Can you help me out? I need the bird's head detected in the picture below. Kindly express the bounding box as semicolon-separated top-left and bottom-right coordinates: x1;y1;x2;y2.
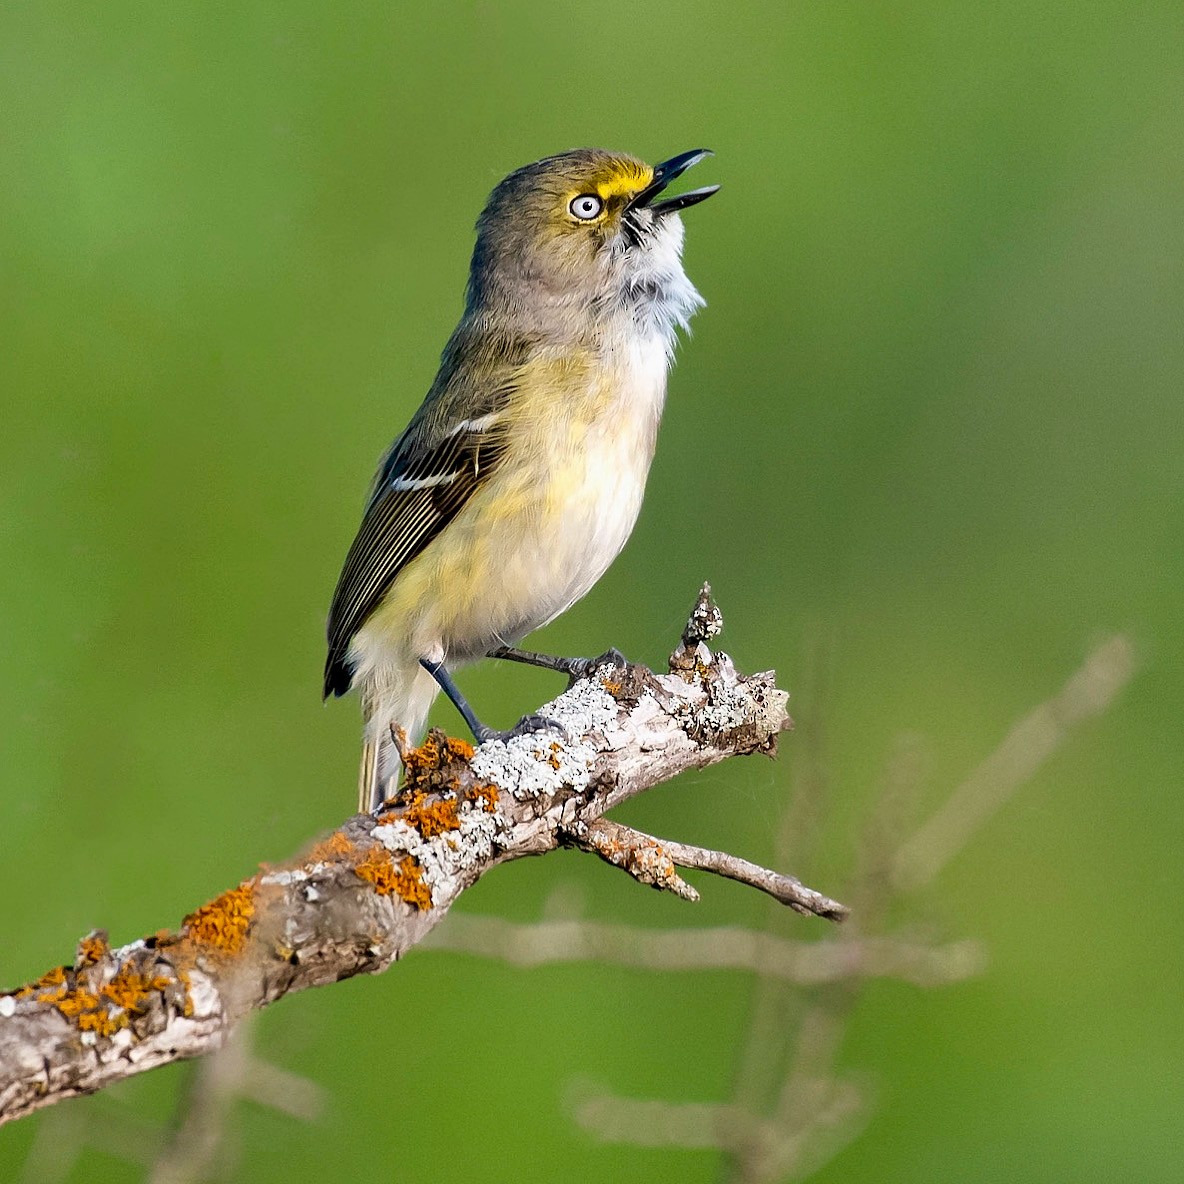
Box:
466;148;717;328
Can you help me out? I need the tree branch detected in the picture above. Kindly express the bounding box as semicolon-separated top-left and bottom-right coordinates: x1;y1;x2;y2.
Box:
576;818;848;919
423;913;984;987
0;585;844;1127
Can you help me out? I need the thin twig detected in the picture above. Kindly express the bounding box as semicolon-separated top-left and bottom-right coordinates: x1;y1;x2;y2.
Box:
17;1101;163;1184
576;818;848;920
147;1017;323;1184
893;635;1134;892
424;913;982;986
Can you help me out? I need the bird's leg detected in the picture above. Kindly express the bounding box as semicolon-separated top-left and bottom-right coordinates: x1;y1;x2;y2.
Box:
487;644;629;683
419;658;568;745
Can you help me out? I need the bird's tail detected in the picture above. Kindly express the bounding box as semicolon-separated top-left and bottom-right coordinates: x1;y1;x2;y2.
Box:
358;660;441;813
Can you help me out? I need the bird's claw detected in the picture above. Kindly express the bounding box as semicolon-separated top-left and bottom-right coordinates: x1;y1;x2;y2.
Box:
475;713;570;745
566;646;629;682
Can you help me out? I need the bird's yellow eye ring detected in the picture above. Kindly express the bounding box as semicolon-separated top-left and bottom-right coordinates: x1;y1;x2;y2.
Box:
568;194;603;221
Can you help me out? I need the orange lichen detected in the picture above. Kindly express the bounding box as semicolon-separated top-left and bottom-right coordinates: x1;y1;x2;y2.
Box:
391;856;433;909
401;794;461;838
101;965;172;1012
75;1008;127;1037
465;782;499;812
183;881;256;956
353;845;396;892
32;956;173;1038
76;933;110;966
380;772;499;835
403;731;474;774
53;985;100;1020
307;830;356;863
354;846;433;910
15;965;67;998
399;730;475;794
10;929;196;1039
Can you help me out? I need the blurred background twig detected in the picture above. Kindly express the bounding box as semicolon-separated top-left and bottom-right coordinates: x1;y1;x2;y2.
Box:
553;636;1132;1181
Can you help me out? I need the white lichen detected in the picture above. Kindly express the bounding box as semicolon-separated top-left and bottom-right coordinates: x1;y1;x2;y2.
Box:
259;868;310;888
470;679;620;800
372;795;505;908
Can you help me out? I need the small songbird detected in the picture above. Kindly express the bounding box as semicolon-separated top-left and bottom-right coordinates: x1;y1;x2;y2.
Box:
325;147;718;811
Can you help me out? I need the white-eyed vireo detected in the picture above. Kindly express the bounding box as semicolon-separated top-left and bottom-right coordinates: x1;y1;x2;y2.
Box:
324;147;718;810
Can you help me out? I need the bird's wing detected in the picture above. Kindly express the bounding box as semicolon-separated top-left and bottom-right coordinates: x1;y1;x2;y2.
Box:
323;401;508;698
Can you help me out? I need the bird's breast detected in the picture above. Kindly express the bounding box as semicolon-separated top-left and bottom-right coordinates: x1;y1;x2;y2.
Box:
420;328;671;659
517;328;669;583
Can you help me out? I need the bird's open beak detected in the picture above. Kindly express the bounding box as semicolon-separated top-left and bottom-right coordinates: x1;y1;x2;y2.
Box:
629;148;719;215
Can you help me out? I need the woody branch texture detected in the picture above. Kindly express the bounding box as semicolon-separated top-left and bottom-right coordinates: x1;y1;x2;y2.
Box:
0;587;846;1126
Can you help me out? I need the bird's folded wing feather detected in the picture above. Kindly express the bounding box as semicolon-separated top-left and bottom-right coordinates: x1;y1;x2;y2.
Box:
323;403;507;697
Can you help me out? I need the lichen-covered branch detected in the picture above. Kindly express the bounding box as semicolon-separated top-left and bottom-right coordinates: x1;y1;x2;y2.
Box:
0;585;843;1127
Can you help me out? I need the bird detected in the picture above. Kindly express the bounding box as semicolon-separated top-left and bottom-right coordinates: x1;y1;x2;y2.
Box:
324;147;718;812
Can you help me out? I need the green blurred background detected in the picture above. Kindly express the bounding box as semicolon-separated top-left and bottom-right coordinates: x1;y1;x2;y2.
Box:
2;1;1181;1179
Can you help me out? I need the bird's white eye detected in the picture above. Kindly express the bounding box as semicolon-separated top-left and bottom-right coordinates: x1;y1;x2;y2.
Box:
569;194;603;220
